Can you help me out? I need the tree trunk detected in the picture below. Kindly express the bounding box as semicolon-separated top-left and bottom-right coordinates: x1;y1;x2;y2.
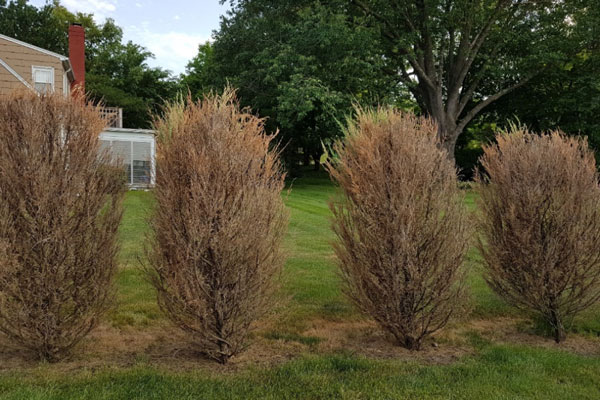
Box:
303;151;310;167
432;113;461;163
398;334;421;351
550;308;566;343
312;152;321;171
554;326;566;344
439;132;458;162
350;0;538;171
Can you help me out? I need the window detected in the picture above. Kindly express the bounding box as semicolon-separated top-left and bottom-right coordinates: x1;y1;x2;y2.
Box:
99;137;155;187
112;140;132;183
32;66;54;94
132;141;152;185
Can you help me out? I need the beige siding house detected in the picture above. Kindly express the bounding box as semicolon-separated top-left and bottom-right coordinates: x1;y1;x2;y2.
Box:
0;30;155;188
0;34;74;96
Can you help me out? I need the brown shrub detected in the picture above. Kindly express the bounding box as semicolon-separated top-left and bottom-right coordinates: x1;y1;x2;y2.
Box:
0;91;126;361
477;128;600;343
147;90;288;364
326;108;470;350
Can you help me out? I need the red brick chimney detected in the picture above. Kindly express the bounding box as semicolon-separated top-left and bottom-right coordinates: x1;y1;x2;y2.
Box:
68;23;85;93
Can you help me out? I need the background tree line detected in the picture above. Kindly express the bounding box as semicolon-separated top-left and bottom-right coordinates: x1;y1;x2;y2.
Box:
1;0;599;176
188;0;600;177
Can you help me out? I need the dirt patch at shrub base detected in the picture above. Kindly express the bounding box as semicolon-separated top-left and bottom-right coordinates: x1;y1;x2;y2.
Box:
0;316;598;375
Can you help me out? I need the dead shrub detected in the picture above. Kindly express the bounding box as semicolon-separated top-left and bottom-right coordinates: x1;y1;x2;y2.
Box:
0;91;126;361
147;89;288;364
477;128;600;343
326;108;470;350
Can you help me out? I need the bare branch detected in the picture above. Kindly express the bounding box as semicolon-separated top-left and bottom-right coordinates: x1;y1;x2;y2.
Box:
328;108;470;351
478;130;600;343
455;74;534;134
148;89;288;364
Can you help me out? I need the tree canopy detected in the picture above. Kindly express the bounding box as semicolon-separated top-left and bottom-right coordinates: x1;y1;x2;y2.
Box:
348;0;592;158
454;2;600;175
184;0;400;170
181;0;599;171
2;0;599;172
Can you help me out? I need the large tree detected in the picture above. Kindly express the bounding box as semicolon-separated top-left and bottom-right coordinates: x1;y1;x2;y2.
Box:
82;31;177;128
192;0;400;170
350;0;589;158
488;2;600;147
181;41;218;98
453;2;600;176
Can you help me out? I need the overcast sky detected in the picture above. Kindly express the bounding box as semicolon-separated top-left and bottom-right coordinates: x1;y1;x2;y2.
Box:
30;0;230;75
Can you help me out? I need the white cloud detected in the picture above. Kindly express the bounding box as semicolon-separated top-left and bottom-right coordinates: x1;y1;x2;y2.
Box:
125;27;209;75
61;0;117;21
58;0;207;74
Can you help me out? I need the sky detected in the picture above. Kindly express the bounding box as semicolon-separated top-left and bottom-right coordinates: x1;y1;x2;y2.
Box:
30;0;231;75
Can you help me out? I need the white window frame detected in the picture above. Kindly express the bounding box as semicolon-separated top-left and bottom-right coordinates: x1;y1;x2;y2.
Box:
31;66;55;94
63;71;69;96
99;131;156;187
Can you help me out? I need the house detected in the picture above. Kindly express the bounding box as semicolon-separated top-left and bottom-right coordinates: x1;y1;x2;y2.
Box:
0;24;155;188
0;35;71;95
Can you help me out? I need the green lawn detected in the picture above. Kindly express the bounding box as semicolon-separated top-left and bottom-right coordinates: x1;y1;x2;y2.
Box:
1;172;600;399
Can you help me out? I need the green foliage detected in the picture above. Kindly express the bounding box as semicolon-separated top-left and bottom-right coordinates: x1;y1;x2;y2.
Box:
485;3;600;154
1;347;600;398
348;0;589;159
185;1;400;170
448;0;600;173
181;41;217;97
85;40;177;128
0;0;64;53
195;0;599;168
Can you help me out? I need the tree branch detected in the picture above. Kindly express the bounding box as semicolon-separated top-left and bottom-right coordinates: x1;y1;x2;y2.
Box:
350;0;400;41
351;0;437;91
456;44;503;117
457;0;521;90
455;74;535;134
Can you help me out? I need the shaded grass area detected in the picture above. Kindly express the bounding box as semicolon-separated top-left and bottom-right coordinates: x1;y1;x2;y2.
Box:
277;174;353;330
2;172;600;398
1;346;599;399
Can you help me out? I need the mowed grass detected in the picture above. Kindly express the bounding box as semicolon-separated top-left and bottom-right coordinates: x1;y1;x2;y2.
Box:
2;346;600;399
109;190;159;327
109;174;518;329
1;172;600;399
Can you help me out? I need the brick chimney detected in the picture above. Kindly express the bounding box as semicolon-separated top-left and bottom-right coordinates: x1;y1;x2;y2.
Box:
68;23;85;93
